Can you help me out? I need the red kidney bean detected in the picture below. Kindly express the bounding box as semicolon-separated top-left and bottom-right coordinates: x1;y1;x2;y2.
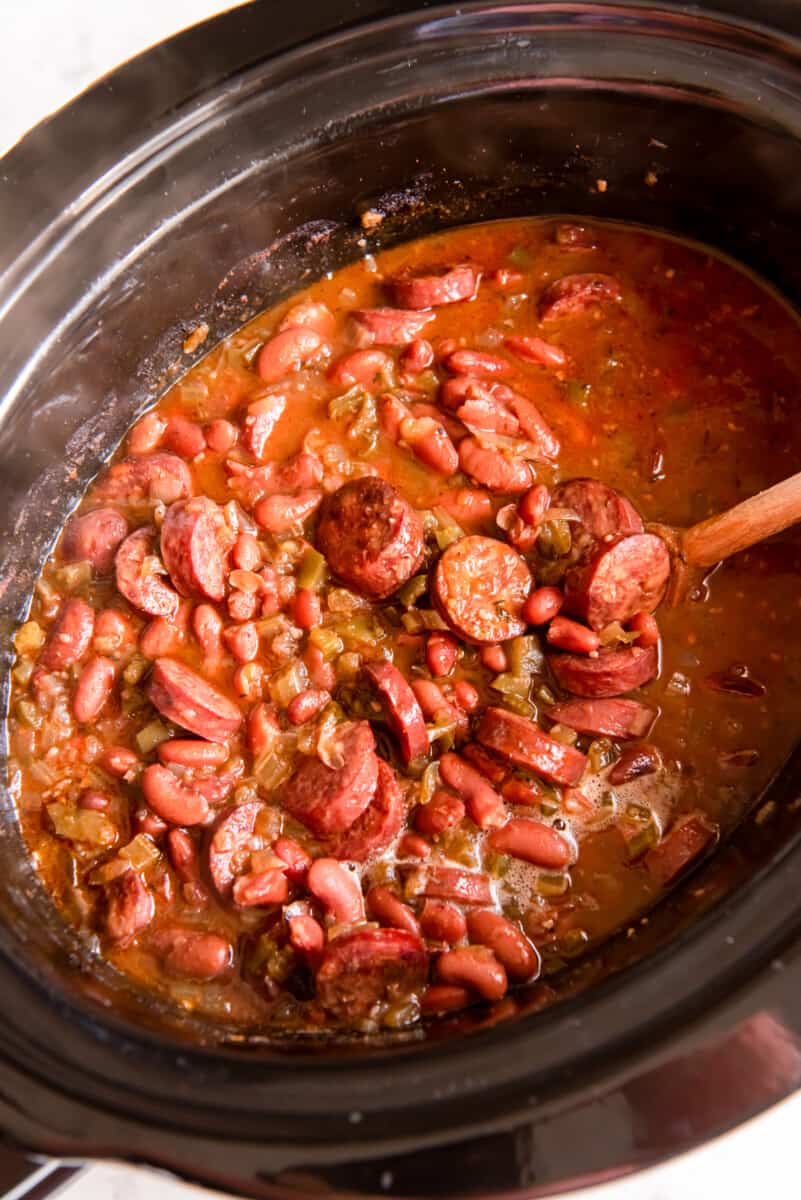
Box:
414;790;466;836
523;586;564;626
400;338;434;374
139;616;181;659
439;752;506;830
167;828;199;882
134;809;168;838
367;886;421;938
233;868;289;907
629;610;660;647
399;416;459;475
128;411;166;454
100;745;139;777
233;662;263;698
328;348;394;389
104;871;155;944
288;913;326;957
160;930;233;980
158;739;228;768
232;532;261;572
256;327;325;383
426;631;459;677
444;349;511;377
242;395;287;461
518;484;550;527
501;777;542;805
307;858;364;925
280;300;336;337
287;688;330;726
247;701;279;757
304;643;336;692
436;487;493;527
503;334;568;370
274;836;312;882
459;438;532;493
141;764;209;826
93;608;135;655
205;418;238;454
397;833;431;859
228;589;259;622
292;588;321;631
421;984;473;1015
254;490;322;533
41;598;95;672
163;414;206;459
461;742;508;785
608;741;662;785
79;788;110;811
223;621;259;664
546;615;600;654
453;680;480;712
466;910;540;981
480;644;508;673
436;946;507;1000
420;899;467;944
72;656;116;723
192;603;224;660
489;818;572;869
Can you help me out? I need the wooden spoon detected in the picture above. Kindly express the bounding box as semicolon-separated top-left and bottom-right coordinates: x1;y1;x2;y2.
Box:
650;470;801;602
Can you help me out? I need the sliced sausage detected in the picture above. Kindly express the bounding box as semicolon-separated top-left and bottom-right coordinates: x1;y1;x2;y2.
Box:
552;477;642;539
488;817;573;869
433;536;531;644
563;533;670;630
95;453;193;503
160;497;230;602
644;815;718;888
538;273;622;321
411;866;493;905
104;870;154;945
207;801;263;897
61;508;128;574
458;437;532;494
547;697;656;740
142;764;209;826
315;478;424;601
548;643;659;698
315;928;428;1022
364;661;428;764
281;721;379;836
115;527;180;619
145;657;243;742
390;264;479;309
350;308;436;346
414;790;466;836
438;752;505;829
475;706;587;786
330;759;405;862
40;598;95;671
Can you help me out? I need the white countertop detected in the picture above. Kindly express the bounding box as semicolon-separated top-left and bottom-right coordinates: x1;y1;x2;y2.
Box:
2;3;800;1197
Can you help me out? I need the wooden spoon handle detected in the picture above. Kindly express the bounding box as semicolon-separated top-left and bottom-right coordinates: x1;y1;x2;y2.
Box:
682;471;801;567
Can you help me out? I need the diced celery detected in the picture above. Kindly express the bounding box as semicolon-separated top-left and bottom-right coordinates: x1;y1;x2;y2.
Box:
136;721;172;755
119;833;161;871
534;871;571;897
13;621;45;657
309;626;344;660
507;634;545;676
538;520;572;559
269;659;309;707
297;547;327;591
398;574;429;609
47;804;117;848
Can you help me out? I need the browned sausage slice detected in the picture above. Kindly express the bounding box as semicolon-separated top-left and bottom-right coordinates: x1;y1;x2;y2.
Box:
160;497;231;601
62;508;128;574
207;801;263;897
390;264;479;310
547;697;656;740
330;759;405;862
433;535;531;644
410;865;493;905
644;815;718;887
40;598;95;671
364;661;428;764
145;657;242;742
458;437;532;493
315;928;429;1021
538;273;622;321
563;533;670;630
94;453;193;503
281;721;379;836
475;706;587;786
104;870;154;945
548;643;659;698
115;527;180;619
551;478;643;547
350;308;436;346
315;478;424;601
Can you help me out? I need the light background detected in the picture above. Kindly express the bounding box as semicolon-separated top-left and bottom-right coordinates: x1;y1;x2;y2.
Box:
1;2;799;1197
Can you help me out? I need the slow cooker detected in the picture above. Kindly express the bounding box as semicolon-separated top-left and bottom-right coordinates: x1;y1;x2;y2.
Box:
3;2;801;1195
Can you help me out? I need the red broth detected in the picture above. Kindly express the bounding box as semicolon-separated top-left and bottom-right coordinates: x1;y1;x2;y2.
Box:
8;217;801;1034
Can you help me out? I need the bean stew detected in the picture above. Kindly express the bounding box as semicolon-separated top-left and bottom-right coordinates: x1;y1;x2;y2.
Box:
9;217;801;1035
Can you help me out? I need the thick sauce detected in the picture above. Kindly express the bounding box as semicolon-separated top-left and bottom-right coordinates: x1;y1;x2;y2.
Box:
8;217;801;1034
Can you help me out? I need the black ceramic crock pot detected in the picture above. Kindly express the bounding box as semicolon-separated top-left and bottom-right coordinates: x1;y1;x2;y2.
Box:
3;1;801;1195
